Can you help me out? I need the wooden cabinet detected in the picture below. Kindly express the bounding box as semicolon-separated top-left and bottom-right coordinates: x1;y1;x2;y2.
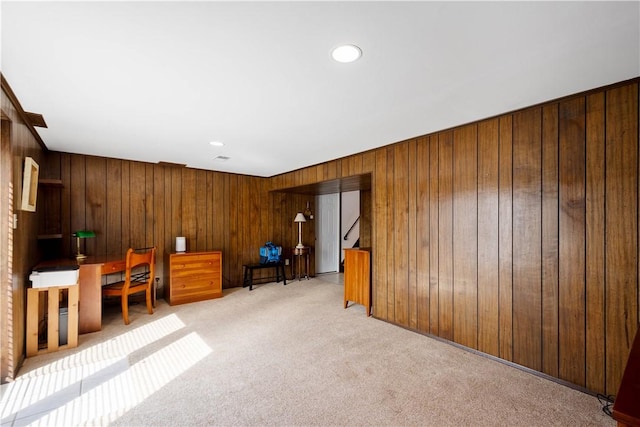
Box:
343;248;371;316
165;251;222;306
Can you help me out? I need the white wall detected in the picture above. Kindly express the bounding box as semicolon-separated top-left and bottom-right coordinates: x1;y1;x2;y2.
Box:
341;191;360;259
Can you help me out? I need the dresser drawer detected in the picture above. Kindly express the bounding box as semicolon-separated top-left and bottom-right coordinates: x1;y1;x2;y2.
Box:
165;251;222;306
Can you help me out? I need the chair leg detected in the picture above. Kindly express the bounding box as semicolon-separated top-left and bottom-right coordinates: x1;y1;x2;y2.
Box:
121;295;130;325
145;288;154;315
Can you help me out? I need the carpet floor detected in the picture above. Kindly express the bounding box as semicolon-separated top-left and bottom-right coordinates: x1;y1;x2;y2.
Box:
1;274;614;426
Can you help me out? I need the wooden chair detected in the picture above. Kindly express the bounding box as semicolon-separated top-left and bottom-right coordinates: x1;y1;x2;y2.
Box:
102;247;156;325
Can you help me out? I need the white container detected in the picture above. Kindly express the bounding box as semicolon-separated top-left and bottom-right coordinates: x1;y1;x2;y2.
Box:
29;269;79;288
176;236;186;253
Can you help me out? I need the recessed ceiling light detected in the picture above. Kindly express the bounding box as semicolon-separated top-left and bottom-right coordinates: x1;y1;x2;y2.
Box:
331;44;362;63
209;141;224;147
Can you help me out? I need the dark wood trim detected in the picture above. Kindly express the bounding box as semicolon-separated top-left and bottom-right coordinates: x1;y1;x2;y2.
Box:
24;112;47;128
0;74;47;150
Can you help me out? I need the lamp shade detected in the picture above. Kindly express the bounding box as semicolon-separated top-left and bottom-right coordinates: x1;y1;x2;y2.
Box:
294;212;306;223
73;230;95;238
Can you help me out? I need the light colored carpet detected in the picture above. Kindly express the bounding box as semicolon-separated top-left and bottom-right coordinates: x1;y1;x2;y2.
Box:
2;275;614;426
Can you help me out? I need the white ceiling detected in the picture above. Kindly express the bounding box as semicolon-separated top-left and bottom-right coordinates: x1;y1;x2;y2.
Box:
2;1;639;177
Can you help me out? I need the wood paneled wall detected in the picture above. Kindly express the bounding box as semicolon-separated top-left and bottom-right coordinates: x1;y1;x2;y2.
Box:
369;82;639;396
271;79;639;396
1;82;46;383
41;154;293;290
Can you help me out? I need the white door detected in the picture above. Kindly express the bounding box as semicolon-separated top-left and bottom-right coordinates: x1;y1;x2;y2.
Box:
315;193;340;273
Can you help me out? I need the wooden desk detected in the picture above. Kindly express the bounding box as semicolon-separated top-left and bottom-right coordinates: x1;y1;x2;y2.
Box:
292;246;311;280
35;255;126;334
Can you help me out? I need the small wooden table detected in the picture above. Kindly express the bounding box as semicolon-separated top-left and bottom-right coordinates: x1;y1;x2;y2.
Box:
292;246;311;280
243;262;287;291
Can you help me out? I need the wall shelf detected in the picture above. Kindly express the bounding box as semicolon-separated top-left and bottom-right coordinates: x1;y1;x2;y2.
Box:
38;178;63;187
37;234;63;240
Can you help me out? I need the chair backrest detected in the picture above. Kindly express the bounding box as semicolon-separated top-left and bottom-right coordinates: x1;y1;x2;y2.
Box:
125;247;156;286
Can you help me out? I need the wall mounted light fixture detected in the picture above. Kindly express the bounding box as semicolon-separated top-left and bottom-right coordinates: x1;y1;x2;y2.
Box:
304;201;313;219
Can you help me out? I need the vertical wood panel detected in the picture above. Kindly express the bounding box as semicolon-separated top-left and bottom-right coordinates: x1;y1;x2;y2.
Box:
212;172;225;250
360;189;372;248
129;162;146;249
153;165;165;282
85;156;106;256
239;179;249;271
585;92;606;393
228;175;239;285
120;161;131;250
324;160;339;181
477;119;499;356
70;155;86;252
106;159;122;255
559;97;586;387
394;142;409;327
416;137;430;332
429;136;439;335
60;154;71;257
512;108;542;371
605;84;639;395
181;168;196;251
163;167;172;256
438;131;454;341
408;140;418;329
144;163;154;250
170;167;182;252
453;125;478;349
542;104;559;378
221;173;231;287
362;151;376;174
498;115;513;361
386;148;395;321
373;149;387;319
205;172;214;249
196;170;207;252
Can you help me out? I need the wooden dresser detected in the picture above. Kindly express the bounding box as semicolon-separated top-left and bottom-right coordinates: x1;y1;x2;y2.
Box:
165;251;222;306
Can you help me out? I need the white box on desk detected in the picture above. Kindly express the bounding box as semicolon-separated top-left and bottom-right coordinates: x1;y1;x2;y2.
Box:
29;269;79;288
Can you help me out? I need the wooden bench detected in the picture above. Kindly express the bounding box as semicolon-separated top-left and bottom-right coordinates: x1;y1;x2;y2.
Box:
613;325;640;427
242;262;287;291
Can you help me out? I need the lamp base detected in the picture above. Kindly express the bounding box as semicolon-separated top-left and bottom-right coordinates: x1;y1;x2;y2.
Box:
76;253;87;261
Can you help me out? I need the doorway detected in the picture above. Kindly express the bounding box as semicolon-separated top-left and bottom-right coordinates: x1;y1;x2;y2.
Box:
315;193;339;274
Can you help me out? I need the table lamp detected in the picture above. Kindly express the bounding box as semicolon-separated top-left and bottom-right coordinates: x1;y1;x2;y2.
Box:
73;230;96;260
294;212;306;249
